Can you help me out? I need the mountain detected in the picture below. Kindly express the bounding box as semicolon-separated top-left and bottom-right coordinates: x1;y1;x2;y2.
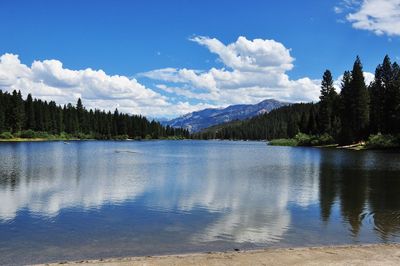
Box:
163;99;289;132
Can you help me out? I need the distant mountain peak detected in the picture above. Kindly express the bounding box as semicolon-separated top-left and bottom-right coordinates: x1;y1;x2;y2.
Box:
162;99;290;132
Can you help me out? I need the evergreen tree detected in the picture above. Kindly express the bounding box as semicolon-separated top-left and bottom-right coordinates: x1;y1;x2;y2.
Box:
299;111;309;133
9;90;25;132
113;109;119;136
369;64;385;134
76;98;86;133
34;99;44;131
350;57;369;141
318;70;338;135
25;93;35;130
339;71;354;144
392;62;400;133
383;57;400;133
307;105;318;135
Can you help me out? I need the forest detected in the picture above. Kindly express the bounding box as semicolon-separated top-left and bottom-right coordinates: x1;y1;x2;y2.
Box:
194;55;400;147
0;91;189;140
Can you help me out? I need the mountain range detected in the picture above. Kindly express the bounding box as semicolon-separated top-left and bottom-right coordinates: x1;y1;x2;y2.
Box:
162;99;289;132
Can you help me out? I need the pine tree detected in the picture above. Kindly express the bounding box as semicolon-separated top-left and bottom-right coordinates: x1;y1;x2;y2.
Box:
113;109;119;136
287;115;299;138
383;57;400;133
34;99;44;131
339;71;354;144
76;98;86;133
369;64;384;134
299;111;309;133
318;70;338;135
42;101;51;131
350;56;369;140
307;105;318;135
10;90;25;132
25;93;35;130
392;62;400;133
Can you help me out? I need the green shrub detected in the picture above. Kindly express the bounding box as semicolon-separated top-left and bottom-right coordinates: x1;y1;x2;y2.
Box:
295;133;312;146
74;132;94;139
19;130;36;138
268;138;298;146
59;132;71;139
34;131;50;138
317;133;335;145
0;132;13;139
295;133;335;146
366;134;399;149
114;134;129;140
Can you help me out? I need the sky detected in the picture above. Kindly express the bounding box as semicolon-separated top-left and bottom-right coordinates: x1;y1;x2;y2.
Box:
0;0;399;118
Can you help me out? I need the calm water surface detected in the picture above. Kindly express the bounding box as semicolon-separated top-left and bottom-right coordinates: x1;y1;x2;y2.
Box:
0;140;399;265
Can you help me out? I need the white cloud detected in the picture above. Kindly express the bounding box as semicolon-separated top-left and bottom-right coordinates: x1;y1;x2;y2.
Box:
0;53;208;117
363;71;375;85
334;6;343;14
333;71;375;90
0;36;323;118
141;36;321;105
338;0;400;36
190;36;294;72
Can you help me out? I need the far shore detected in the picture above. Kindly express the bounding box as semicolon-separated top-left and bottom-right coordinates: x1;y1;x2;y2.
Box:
0;138;79;142
0;137;185;142
268;140;400;151
37;244;400;266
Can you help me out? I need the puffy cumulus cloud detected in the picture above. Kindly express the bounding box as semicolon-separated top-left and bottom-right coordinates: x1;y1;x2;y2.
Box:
0;53;208;117
190;36;294;72
141;36;321;105
338;0;400;36
0;35;322;118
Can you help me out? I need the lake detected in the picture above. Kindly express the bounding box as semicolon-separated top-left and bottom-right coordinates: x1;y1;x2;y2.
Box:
0;140;399;265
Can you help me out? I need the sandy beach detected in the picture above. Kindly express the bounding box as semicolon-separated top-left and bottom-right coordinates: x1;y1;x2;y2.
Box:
39;244;400;266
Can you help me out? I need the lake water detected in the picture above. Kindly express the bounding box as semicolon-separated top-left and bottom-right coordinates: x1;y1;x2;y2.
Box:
0;140;399;265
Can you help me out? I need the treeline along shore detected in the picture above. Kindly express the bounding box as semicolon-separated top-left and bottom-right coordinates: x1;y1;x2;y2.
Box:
0;91;189;141
194;55;400;149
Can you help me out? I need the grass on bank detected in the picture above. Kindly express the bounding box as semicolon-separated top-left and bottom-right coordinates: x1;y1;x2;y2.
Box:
268;138;298;146
268;133;400;150
0;130;79;142
365;133;400;149
268;133;335;147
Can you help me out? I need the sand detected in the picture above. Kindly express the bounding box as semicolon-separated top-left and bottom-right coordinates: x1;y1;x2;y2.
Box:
39;244;400;266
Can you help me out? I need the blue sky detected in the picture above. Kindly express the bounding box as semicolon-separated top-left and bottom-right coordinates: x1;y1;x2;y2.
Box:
0;0;399;117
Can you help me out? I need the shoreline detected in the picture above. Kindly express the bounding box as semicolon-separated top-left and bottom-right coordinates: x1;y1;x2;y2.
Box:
38;244;400;266
0;138;186;142
0;138;80;142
